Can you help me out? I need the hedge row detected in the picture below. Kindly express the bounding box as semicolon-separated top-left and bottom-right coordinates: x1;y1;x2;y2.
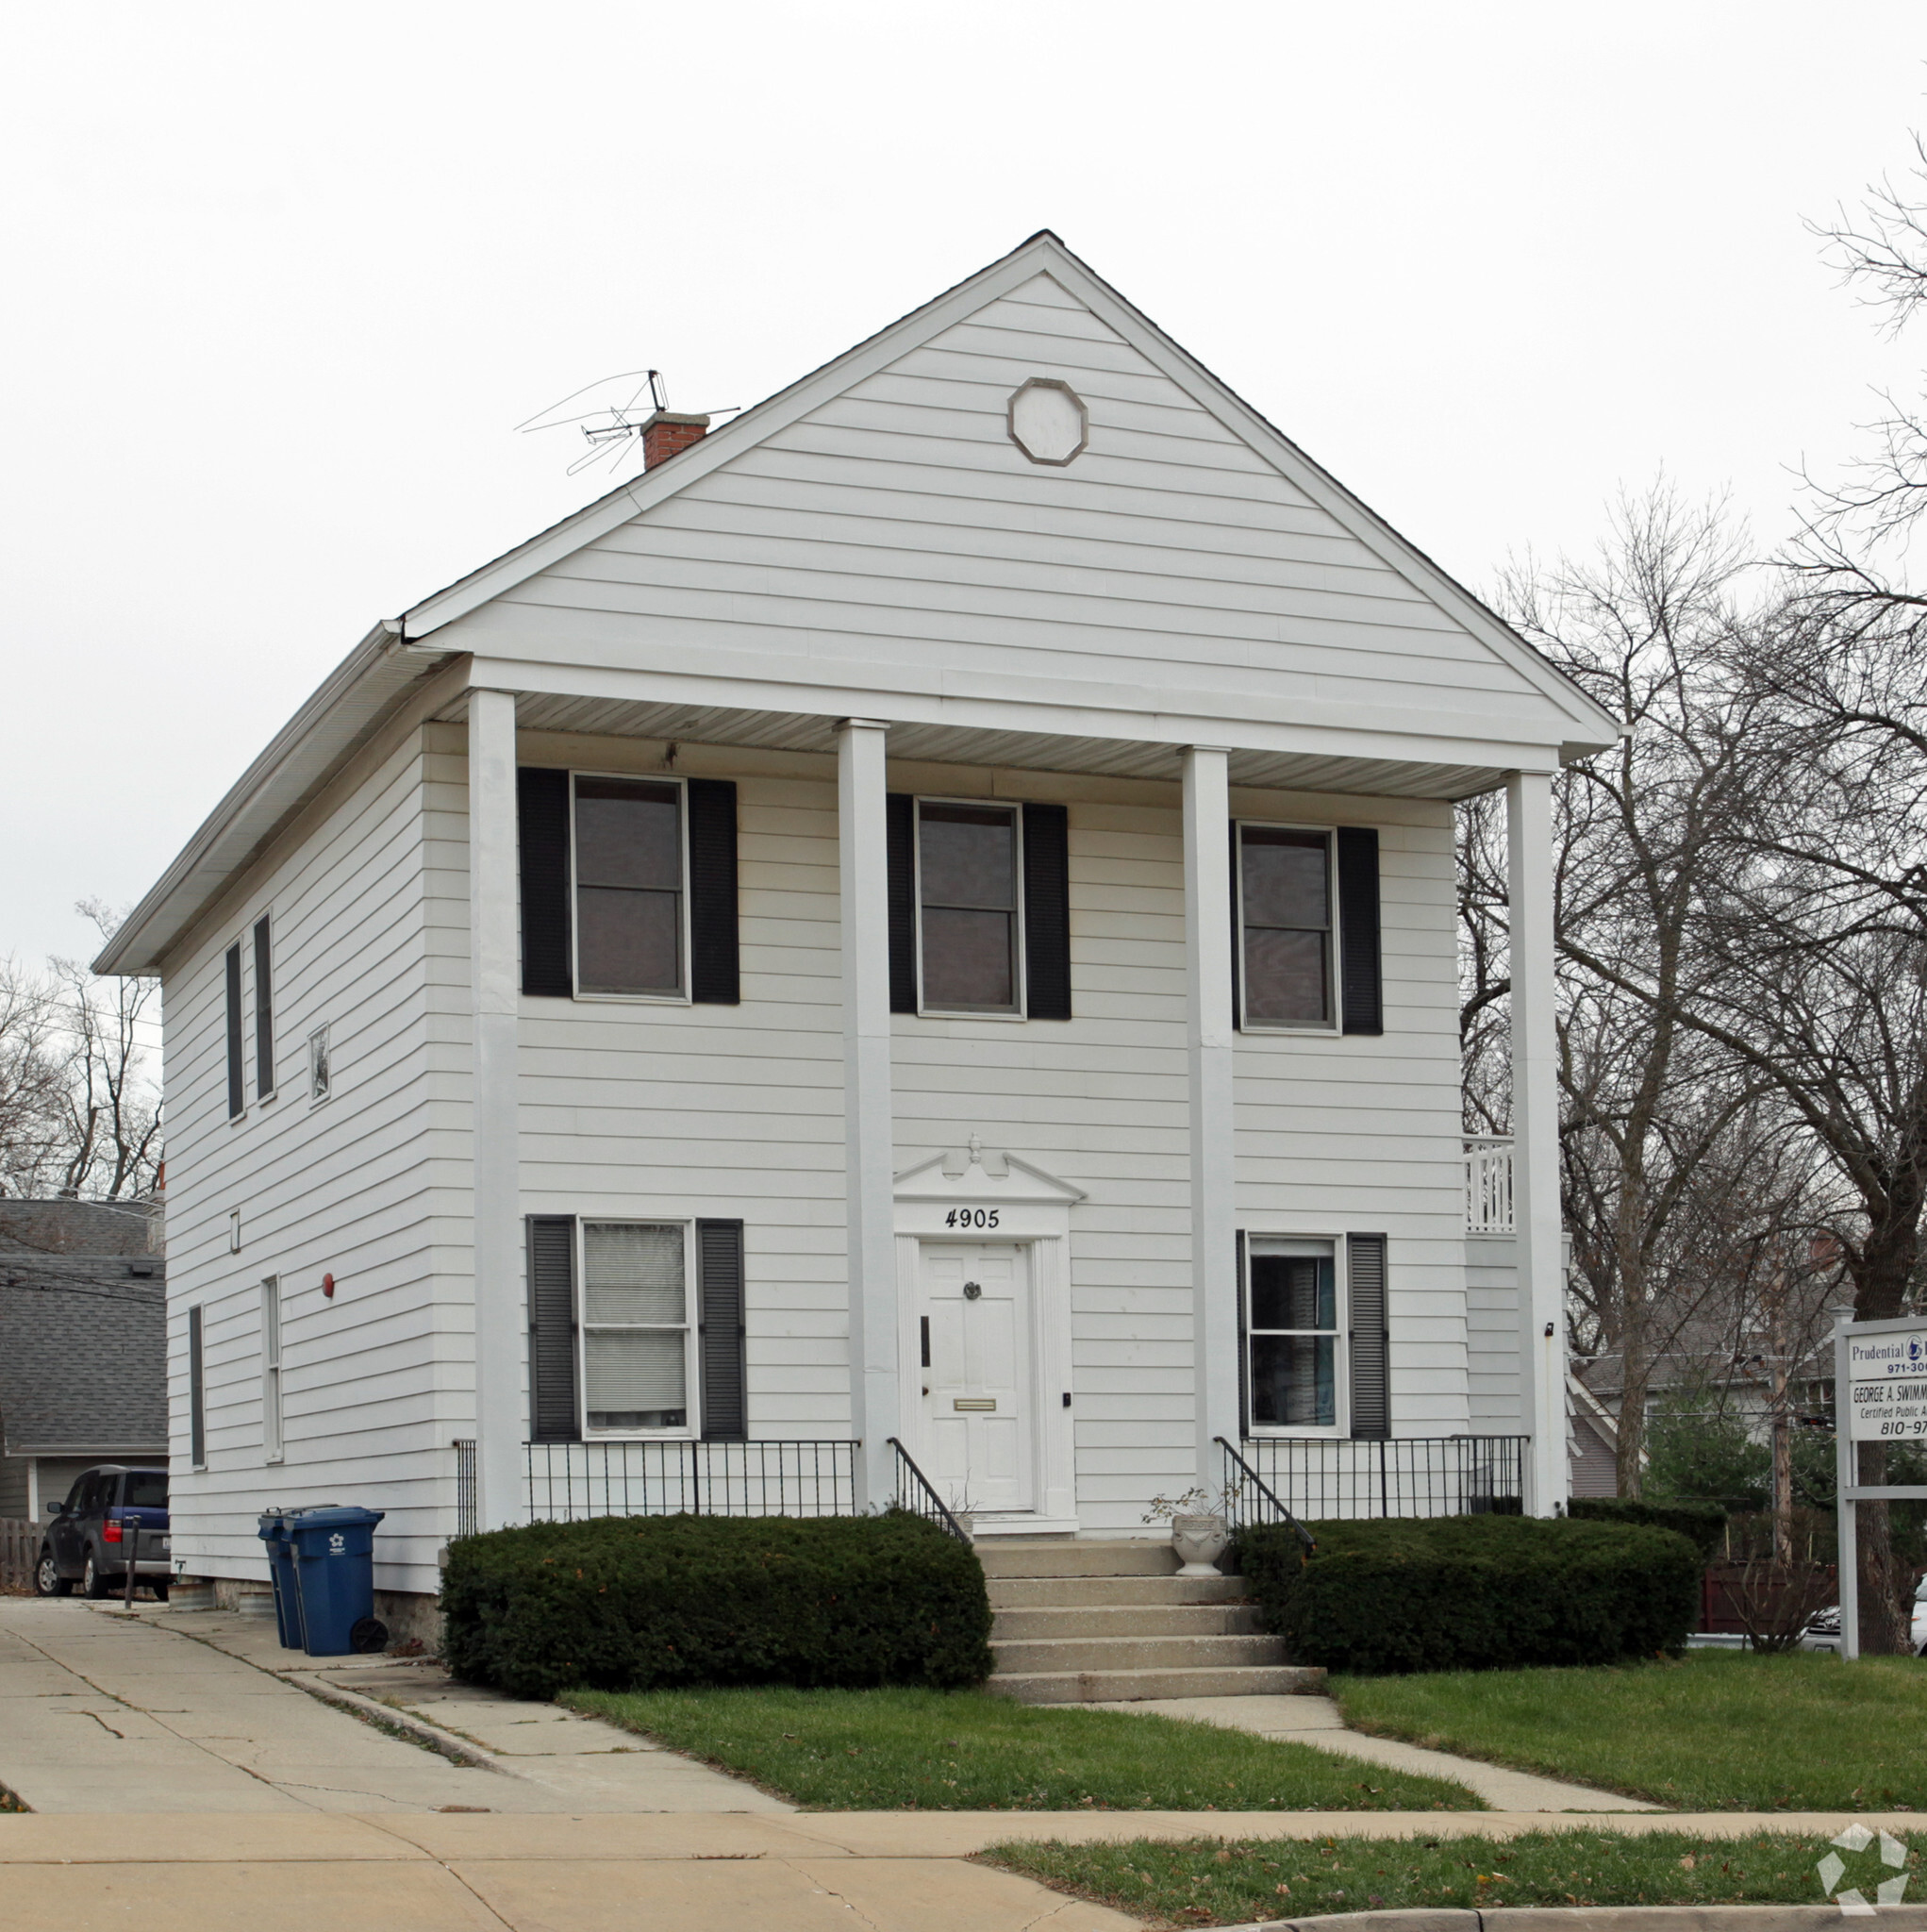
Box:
1566;1495;1728;1556
1241;1513;1701;1674
441;1511;993;1699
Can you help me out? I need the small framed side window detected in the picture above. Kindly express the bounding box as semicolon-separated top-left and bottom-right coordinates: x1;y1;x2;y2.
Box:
308;1026;331;1103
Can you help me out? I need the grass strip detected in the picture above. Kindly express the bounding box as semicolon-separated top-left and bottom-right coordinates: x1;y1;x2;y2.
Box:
563;1684;1480;1811
982;1829;1924;1925
1335;1649;1927;1810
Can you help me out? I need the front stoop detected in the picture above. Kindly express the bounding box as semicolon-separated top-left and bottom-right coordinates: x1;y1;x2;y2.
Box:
979;1538;1325;1705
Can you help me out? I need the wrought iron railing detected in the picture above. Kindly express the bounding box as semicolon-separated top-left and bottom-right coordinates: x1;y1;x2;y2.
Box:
1464;1136;1515;1234
1238;1434;1526;1521
525;1440;859;1523
1215;1437;1316;1556
887;1438;972;1542
453;1438;477;1540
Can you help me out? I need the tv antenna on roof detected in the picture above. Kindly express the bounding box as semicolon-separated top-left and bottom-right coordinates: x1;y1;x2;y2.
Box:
515;369;739;476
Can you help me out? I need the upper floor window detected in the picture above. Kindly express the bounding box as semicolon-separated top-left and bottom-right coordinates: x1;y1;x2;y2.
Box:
1247;1237;1339;1429
573;776;685;998
918;801;1021;1013
224;943;244;1119
253;915;275;1100
580;1221;692;1432
1237;824;1334;1028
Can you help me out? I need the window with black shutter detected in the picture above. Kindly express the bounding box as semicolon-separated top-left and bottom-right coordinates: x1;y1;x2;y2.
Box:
525;1216;580;1443
1347;1233;1390;1441
1336;827;1383;1036
1244;1237;1339;1429
187;1305;207;1467
696;1220;747;1441
1235;824;1334;1028
1022;803;1071;1020
686;780;740;1004
517;768;573;997
224;944;244;1120
253;916;275;1099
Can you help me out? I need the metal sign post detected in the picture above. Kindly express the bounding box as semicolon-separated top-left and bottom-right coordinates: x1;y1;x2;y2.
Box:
1833;1312;1927;1661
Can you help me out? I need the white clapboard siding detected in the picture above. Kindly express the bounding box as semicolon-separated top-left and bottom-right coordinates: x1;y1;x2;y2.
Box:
160;724;470;1594
439;273;1576;742
1466;1238;1525;1430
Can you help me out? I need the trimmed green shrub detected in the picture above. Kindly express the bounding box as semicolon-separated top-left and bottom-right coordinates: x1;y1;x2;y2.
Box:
1240;1514;1701;1674
441;1510;993;1700
1567;1496;1727;1557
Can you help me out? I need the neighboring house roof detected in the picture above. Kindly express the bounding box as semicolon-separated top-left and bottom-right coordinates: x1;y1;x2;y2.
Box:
95;229;1625;977
0;1199;167;1456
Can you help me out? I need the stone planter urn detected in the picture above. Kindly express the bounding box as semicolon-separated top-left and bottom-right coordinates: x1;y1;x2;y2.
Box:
1171;1513;1231;1576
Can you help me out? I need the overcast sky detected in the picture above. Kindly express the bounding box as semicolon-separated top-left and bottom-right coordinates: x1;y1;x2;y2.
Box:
4;3;1924;972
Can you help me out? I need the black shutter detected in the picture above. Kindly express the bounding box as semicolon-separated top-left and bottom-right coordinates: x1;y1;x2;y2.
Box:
687;778;740;1005
187;1305;206;1467
224;944;244;1119
525;1216;580;1443
1347;1233;1390;1441
253;917;274;1099
1228;822;1243;1030
1021;802;1071;1020
887;792;918;1013
1337;826;1383;1036
697;1219;748;1441
517;768;573;997
1235;1229;1249;1440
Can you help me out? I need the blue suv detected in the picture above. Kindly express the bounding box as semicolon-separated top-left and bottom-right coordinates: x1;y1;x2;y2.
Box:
36;1465;171;1601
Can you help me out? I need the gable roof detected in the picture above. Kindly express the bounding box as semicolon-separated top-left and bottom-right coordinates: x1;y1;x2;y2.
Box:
98;232;1620;975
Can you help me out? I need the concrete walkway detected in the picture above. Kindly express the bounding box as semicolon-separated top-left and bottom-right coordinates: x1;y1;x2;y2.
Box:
1088;1693;1663;1812
0;1597;786;1814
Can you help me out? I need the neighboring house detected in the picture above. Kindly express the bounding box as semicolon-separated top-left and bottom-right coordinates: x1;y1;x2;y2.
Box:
0;1199;168;1521
96;233;1620;1618
1568;1374;1620;1500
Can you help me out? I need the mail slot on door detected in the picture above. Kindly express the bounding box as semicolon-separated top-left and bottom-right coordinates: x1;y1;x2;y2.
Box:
953;1397;997;1411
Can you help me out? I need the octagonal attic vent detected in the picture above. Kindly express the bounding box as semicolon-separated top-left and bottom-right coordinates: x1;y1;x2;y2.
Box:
1007;378;1088;466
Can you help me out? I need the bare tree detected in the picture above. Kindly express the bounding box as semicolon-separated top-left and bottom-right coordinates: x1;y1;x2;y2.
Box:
0;958;73;1190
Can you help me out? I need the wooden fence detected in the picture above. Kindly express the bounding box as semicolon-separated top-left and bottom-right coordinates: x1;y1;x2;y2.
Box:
0;1519;38;1592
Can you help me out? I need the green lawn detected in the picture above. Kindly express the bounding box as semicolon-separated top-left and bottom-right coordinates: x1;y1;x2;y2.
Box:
984;1829;1924;1925
562;1685;1481;1810
1336;1649;1927;1810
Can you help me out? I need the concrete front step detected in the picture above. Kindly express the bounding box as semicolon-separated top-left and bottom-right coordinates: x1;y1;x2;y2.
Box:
989;1631;1287;1674
988;1663;1325;1704
991;1603;1263;1641
974;1539;1178;1579
986;1574;1249;1609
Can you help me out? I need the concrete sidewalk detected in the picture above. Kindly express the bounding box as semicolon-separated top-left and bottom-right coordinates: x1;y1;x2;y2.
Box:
0;1597;786;1814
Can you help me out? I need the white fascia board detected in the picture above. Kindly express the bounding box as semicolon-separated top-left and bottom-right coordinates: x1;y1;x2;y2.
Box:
405;231;1621;756
93;624;457;975
464;650;1565;776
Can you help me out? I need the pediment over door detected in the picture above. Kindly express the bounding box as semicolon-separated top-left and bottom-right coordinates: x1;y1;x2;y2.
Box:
893;1137;1087;1208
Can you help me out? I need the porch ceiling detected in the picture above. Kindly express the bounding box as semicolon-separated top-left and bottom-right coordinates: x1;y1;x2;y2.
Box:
453;690;1510;801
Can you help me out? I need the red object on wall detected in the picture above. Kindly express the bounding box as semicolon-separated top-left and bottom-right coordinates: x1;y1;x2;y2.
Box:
322;1273;335;1299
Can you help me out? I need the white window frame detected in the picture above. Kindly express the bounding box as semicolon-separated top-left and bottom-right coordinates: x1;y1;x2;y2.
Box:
261;1277;284;1463
912;794;1028;1021
568;770;693;1005
576;1218;699;1440
1243;1231;1348;1437
1233;821;1338;1034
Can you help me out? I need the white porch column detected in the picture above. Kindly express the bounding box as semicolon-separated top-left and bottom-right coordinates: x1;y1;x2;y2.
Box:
1183;746;1239;1489
1506;769;1565;1516
469;689;525;1531
838;719;900;1510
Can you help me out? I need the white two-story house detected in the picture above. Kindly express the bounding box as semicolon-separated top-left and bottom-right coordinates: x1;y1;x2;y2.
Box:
99;233;1618;1617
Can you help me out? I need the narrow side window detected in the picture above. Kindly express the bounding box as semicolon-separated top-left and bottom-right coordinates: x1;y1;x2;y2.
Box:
224;944;244;1119
573;777;684;996
261;1278;283;1463
1246;1238;1339;1429
253;916;275;1099
918;801;1020;1012
580;1223;691;1432
1238;825;1334;1027
188;1306;207;1468
307;1025;331;1102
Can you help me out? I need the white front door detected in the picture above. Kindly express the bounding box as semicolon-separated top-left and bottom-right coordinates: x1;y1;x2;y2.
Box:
920;1241;1035;1514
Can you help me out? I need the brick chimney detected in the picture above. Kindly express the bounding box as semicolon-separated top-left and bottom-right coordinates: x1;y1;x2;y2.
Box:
642;410;710;470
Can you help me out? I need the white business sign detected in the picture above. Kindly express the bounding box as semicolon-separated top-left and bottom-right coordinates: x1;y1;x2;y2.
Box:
1846;1325;1927;1441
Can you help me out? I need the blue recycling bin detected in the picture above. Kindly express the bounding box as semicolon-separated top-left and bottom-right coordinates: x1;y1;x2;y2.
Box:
256;1511;306;1651
286;1506;388;1657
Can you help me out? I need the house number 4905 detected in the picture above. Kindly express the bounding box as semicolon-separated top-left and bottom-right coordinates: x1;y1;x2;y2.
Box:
944;1208;1000;1228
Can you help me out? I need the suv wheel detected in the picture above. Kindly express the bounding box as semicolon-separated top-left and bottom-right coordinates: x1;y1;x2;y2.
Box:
81;1551;110;1599
35;1548;72;1597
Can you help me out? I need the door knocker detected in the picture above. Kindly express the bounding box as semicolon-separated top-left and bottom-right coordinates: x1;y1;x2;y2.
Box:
962;1280;983;1300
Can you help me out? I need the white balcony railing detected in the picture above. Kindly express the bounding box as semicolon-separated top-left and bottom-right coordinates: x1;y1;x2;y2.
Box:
1463;1136;1515;1234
